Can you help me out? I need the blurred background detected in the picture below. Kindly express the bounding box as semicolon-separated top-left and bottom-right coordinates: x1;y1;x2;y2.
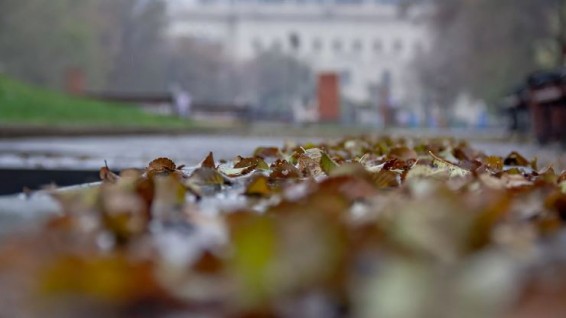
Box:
0;0;564;129
1;0;566;194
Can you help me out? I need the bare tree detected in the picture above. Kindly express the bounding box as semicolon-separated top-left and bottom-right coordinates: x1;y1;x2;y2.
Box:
415;0;563;117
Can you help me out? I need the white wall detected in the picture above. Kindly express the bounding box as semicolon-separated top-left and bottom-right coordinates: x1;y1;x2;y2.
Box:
168;1;431;105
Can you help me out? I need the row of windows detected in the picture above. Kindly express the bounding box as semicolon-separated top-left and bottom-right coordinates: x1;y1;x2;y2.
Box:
252;35;423;55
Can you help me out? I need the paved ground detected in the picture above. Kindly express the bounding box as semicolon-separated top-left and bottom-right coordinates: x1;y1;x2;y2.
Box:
0;133;564;236
0;135;305;170
0;133;564;170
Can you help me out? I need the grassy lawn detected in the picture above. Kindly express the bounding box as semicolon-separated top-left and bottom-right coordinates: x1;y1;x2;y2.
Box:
0;76;193;128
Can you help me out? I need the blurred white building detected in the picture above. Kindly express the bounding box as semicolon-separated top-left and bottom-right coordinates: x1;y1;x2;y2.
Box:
168;0;430;112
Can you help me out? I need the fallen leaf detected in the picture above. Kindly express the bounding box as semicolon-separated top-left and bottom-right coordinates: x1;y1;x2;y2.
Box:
201;152;216;169
244;175;272;197
320;152;339;175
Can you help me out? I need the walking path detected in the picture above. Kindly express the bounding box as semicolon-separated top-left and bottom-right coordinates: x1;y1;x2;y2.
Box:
0;134;563;170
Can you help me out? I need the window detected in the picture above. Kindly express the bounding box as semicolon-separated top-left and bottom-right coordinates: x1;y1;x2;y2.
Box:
393;39;403;53
289;32;300;51
340;70;352;86
380;69;392;87
333;39;343;52
352;39;362;53
373;40;383;53
312;38;322;52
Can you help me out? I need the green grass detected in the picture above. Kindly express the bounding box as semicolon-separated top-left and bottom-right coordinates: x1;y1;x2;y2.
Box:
0;76;193;128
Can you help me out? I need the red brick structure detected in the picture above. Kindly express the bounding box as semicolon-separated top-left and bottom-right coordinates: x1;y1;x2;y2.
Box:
317;72;340;122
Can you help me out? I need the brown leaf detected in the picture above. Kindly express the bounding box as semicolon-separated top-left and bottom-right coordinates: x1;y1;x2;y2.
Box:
147;157;178;178
371;169;401;189
201;152;216;169
253;146;282;158
318;175;378;201
388;146;418;161
192;251;225;274
484;156;504;171
297;153;323;178
99;166;119;183
148;157;176;171
504;151;530;167
269;159;301;180
466;192;511;251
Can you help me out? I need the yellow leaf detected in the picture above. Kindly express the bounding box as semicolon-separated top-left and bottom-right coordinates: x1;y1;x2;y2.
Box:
245;175;272;197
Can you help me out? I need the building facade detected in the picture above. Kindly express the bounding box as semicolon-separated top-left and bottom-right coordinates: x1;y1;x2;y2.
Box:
168;0;431;120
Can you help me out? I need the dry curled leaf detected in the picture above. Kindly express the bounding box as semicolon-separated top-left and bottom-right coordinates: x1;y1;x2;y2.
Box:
429;151;470;178
147;157;179;179
269;159;301;180
148;157;176;171
504;151;530;167
99;166;119;183
201;152;216;169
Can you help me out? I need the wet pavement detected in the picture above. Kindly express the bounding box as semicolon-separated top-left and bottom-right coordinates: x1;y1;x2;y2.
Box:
0;133;565;236
0;134;565;170
0;135;304;170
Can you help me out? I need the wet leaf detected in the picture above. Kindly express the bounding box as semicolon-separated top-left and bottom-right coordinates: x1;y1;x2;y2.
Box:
244;175;272;197
320;152;339;175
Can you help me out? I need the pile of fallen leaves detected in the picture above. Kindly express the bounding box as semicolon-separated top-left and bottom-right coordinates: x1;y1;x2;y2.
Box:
2;136;566;317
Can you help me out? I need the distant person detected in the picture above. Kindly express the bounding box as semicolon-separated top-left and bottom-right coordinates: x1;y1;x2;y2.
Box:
174;89;192;118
